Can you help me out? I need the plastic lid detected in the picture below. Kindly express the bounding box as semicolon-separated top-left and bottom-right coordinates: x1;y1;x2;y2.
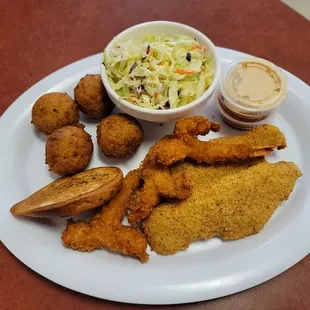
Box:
220;58;288;112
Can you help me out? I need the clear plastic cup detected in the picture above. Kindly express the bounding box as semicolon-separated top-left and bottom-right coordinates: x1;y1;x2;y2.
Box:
215;57;288;129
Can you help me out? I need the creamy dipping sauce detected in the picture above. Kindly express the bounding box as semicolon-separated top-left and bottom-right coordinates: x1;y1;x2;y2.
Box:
216;58;288;130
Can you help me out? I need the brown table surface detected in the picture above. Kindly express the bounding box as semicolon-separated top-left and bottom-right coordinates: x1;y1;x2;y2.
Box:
1;0;310;309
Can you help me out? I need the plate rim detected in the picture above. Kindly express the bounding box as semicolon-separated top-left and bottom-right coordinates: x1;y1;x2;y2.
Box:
0;47;310;305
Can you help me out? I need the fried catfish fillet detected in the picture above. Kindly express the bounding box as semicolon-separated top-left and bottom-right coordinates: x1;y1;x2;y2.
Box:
62;170;149;263
143;161;301;255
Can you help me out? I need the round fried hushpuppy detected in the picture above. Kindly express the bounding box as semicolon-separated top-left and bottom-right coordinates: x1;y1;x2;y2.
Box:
74;74;114;119
46;126;94;176
32;92;83;135
97;114;144;159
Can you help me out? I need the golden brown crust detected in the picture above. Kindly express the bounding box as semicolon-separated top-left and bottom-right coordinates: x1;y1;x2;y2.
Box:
61;170;149;263
127;167;191;225
126;119;287;226
126;117;221;225
74;74;114;119
97;114;144;159
10;167;123;217
32;92;83;135
143;161;302;255
173;115;220;138
148;122;287;166
45;126;93;176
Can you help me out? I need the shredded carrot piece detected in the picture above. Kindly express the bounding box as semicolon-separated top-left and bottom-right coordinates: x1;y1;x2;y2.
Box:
192;45;202;51
174;68;196;74
154;92;158;98
157;62;164;66
148;66;154;71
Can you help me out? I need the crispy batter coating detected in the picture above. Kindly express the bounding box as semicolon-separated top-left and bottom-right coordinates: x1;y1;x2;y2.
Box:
74;74;114;119
149;123;287;166
62;170;149;263
60;117;298;262
97;114;143;159
32;92;83;135
61;117;220;259
143;161;302;255
45;126;93;176
127;117;287;225
127;166;191;225
173;116;220;138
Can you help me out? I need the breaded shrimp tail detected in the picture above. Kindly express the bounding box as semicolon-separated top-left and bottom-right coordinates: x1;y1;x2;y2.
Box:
173;116;221;138
127;166;191;225
62;170;149;263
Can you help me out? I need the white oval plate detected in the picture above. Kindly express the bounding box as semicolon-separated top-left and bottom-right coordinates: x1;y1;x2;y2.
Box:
0;48;309;305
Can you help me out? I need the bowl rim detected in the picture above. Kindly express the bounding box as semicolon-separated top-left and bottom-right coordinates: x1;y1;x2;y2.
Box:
101;21;221;116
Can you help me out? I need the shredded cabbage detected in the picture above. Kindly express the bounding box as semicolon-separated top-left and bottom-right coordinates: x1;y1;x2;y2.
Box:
104;34;214;110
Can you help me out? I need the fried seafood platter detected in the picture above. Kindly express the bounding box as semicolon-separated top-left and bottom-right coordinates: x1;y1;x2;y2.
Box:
61;117;301;262
12;95;302;263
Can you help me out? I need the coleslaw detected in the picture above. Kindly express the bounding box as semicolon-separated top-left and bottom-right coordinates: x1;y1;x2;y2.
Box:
103;34;214;110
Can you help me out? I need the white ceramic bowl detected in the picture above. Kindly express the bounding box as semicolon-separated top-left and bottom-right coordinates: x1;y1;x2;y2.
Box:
101;21;221;122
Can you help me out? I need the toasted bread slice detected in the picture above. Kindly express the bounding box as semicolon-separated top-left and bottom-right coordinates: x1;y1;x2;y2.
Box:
10;167;123;217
